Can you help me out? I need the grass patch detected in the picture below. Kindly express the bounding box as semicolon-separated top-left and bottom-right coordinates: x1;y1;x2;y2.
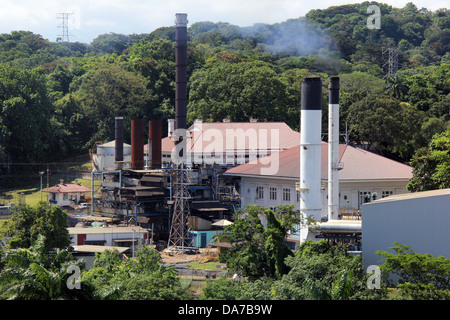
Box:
188;261;227;270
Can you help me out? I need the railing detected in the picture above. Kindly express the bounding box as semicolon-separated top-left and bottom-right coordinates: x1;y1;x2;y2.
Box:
340;208;361;220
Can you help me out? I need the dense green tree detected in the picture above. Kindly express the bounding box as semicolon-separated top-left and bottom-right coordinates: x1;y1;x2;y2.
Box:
407;129;450;191
271;240;385;300
187;60;292;127
199;277;242;300
0;65;53;167
52;93;90;156
218;204;301;279
347;95;423;160
0;236;94;300
406;74;439;112
5;202;70;251
89;33;133;55
82;247;188;300
73;62;156;146
201;240;385;300
376;242;450;299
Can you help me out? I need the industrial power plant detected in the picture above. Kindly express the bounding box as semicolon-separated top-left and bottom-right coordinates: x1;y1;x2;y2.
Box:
79;13;450;263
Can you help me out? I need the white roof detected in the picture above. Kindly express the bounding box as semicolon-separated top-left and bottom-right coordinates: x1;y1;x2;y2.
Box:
68;226;147;235
73;245;129;253
99;140;131;148
366;188;450;204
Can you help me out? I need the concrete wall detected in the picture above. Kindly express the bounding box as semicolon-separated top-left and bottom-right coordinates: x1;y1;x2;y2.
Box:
362;190;450;270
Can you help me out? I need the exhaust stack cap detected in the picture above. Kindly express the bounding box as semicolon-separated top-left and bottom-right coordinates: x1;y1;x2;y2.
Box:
329;76;340;104
301;77;322;110
175;13;188;27
328;76;340;89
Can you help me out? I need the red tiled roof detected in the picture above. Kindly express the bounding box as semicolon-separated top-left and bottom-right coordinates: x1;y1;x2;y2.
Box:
42;183;91;193
145;122;300;154
224;143;413;181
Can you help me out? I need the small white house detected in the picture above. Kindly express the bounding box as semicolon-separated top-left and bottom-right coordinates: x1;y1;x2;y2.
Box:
68;225;148;248
43;182;92;207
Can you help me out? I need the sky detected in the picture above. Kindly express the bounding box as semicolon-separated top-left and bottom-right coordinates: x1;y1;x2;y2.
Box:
0;0;447;44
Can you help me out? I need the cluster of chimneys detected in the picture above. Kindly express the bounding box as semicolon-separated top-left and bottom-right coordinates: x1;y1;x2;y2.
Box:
114;12;341;226
299;76;340;223
114;117;162;170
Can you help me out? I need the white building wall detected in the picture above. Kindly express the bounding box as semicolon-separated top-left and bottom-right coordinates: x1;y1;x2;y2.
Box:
238;177;409;219
362;191;450;271
51;192;86;207
69;228;146;248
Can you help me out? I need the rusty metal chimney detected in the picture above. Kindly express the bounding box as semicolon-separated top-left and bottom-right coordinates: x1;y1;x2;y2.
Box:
131;119;144;170
115;117;124;166
148;120;162;169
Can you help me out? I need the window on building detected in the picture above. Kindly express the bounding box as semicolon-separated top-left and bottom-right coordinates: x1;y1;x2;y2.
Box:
359;191;372;204
382;190;393;198
297;191;300;202
256;186;264;200
270;187;277;201
282;188;291;202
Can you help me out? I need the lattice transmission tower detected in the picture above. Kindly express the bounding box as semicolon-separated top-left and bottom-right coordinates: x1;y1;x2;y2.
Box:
382;46;399;78
56;12;73;42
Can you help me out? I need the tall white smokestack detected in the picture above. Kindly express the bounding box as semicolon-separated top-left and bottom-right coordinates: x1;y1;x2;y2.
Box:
299;77;322;223
168;119;175;138
328;77;340;221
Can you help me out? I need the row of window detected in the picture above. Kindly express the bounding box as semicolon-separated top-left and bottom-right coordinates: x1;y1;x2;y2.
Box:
256;186;394;204
359;190;393;203
256;186;300;202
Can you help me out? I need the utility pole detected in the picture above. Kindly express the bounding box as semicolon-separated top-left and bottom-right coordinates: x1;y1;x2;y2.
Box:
39;171;44;201
46;164;50;202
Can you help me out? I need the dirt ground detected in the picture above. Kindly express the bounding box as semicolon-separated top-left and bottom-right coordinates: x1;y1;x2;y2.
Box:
160;247;219;264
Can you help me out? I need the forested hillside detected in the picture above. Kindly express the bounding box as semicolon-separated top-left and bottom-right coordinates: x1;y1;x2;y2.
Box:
0;1;449;189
